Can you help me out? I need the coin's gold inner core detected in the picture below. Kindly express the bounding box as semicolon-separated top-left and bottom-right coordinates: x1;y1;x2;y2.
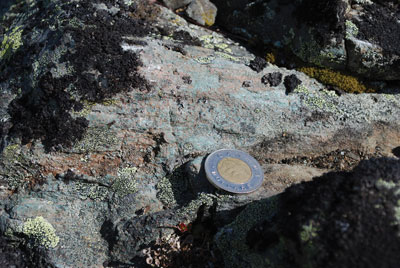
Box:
217;157;252;184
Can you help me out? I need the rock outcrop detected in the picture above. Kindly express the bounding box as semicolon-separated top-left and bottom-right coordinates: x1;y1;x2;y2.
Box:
213;0;400;80
0;0;399;267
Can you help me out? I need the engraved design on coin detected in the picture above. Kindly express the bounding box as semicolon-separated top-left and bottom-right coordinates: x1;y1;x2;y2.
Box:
205;149;264;194
217;157;252;183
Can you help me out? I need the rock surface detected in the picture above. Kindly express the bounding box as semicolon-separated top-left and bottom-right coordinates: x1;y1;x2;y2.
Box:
0;0;399;267
212;0;400;80
217;157;400;268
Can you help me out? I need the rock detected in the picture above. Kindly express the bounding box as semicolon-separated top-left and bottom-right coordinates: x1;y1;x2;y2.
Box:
212;0;400;80
216;157;400;268
163;0;192;10
185;0;218;26
0;0;399;267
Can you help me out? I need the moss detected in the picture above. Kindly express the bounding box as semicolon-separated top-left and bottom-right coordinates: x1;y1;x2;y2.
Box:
0;26;23;61
298;67;374;94
23;216;59;249
111;166;138;197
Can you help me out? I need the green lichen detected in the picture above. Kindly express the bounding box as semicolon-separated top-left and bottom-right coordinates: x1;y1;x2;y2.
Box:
75;181;109;201
71;125;120;154
215;196;279;268
111;166;138;197
294;85;338;112
177;192;231;218
194;56;215;64
156;176;178;207
375;178;397;190
71;99;119;118
0;144;36;190
0;26;23;61
295;30;346;67
345;20;359;39
300;222;318;243
23;216;59;249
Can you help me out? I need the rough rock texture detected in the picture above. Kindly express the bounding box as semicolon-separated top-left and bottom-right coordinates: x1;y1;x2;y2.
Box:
0;0;399;267
185;0;218;26
163;0;193;10
212;0;400;80
216;157;400;268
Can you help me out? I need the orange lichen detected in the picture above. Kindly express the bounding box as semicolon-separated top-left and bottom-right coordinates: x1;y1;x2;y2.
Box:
298;67;375;94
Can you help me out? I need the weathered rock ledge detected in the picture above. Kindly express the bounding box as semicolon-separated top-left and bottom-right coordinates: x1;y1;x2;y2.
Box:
0;0;399;267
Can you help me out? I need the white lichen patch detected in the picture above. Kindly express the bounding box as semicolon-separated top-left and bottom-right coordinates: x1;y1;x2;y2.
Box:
23;216;59;249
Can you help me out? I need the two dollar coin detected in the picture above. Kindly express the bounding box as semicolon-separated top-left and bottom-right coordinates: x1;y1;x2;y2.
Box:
204;149;264;194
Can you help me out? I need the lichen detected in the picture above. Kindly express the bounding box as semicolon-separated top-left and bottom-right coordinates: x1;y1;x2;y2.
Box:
215;197;279;267
71;126;120;153
265;52;276;64
345;20;359;39
156;176;178;207
177;192;231;218
111;166;138;197
300;222;318;243
23;216;59;249
74;181;109;201
294;85;338;112
0;144;36;191
0;26;23;61
298;67;374;94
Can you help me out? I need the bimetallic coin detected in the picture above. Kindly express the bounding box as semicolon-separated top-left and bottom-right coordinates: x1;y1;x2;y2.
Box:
205;149;264;194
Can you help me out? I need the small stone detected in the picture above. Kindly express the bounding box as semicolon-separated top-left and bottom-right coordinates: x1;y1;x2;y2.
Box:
163;0;192;10
261;72;283;87
185;0;218;26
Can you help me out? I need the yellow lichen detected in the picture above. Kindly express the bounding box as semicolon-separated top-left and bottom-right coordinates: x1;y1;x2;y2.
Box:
202;10;216;26
265;52;276;64
23;216;59;249
0;26;23;61
298;67;374;94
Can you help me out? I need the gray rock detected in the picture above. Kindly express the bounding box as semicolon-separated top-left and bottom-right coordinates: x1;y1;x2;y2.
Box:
163;0;192;10
0;0;399;267
212;0;400;80
185;0;218;26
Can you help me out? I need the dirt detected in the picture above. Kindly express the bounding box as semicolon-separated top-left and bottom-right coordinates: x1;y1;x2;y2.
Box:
247;157;400;268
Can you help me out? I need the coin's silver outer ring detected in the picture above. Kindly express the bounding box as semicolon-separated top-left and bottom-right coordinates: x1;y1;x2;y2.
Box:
204;149;264;194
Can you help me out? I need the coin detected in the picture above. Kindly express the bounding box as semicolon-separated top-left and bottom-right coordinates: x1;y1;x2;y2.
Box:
204;149;264;194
